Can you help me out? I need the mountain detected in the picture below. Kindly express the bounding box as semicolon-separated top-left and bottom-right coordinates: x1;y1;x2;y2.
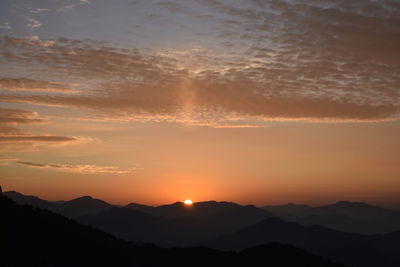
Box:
53;195;112;218
80;207;169;244
3;191;53;209
127;200;248;219
4;191;112;219
0;194;347;267
3;191;274;245
263;203;312;216
202;217;400;267
263;201;400;234
126;202;155;213
80;202;274;246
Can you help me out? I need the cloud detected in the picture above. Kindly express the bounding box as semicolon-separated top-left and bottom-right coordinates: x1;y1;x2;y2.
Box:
27;18;42;29
0;22;12;31
57;0;90;12
0;135;78;143
0;108;88;151
1;0;399;124
17;161;136;175
0;155;17;166
0;108;44;124
30;8;50;14
0;78;78;93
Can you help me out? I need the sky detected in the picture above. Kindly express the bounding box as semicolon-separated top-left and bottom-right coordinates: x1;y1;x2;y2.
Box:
0;0;399;206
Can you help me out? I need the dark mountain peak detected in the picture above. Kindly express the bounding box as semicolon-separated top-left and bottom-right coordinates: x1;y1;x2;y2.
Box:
157;201;184;208
77;195;94;200
55;195;112;218
65;195;110;206
68;195;94;202
126;203;155;214
3;191;51;208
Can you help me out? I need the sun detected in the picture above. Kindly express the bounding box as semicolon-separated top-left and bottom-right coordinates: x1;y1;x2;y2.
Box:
184;199;193;205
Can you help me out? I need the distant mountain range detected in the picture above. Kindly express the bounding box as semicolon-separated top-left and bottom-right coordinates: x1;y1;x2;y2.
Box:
4;191;113;218
263;201;400;234
4;191;274;246
201;217;400;267
4;190;400;267
5;191;400;235
1;193;347;267
81;201;272;246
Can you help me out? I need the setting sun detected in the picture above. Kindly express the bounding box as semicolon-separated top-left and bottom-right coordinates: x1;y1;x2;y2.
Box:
184;199;193;205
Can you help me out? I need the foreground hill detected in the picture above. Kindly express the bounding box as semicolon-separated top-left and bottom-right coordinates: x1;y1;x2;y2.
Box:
202;217;400;267
0;194;346;267
263;201;400;234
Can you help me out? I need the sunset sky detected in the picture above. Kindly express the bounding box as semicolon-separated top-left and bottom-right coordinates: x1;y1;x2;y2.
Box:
1;0;399;206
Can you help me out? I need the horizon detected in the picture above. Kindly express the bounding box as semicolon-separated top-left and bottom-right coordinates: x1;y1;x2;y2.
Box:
3;187;400;210
1;0;399;208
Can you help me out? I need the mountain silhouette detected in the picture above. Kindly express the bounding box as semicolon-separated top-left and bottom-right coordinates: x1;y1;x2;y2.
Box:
4;190;400;266
263;201;400;234
3;190;53;209
126;202;155;213
53;195;112;218
80;201;273;246
1;194;347;267
201;217;400;267
4;191;112;219
80;207;169;244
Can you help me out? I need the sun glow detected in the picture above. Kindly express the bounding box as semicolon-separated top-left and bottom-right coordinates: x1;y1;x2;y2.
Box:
184;199;193;205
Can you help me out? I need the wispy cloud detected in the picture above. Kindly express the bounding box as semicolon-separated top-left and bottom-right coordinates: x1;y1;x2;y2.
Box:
0;78;79;93
0;108;89;151
30;8;50;14
17;161;136;175
0;22;12;31
0;108;44;125
0;155;17;166
27;18;42;29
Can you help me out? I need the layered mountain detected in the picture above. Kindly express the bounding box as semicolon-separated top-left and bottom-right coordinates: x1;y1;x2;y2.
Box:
4;191;112;219
80;201;273;246
263;201;400;234
201;217;400;267
0;194;347;267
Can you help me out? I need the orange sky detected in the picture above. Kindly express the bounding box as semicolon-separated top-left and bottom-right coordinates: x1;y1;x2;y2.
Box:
0;0;399;206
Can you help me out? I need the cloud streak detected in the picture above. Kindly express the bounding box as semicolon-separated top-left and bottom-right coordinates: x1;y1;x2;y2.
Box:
0;108;88;151
0;108;44;124
17;161;136;175
0;78;79;93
